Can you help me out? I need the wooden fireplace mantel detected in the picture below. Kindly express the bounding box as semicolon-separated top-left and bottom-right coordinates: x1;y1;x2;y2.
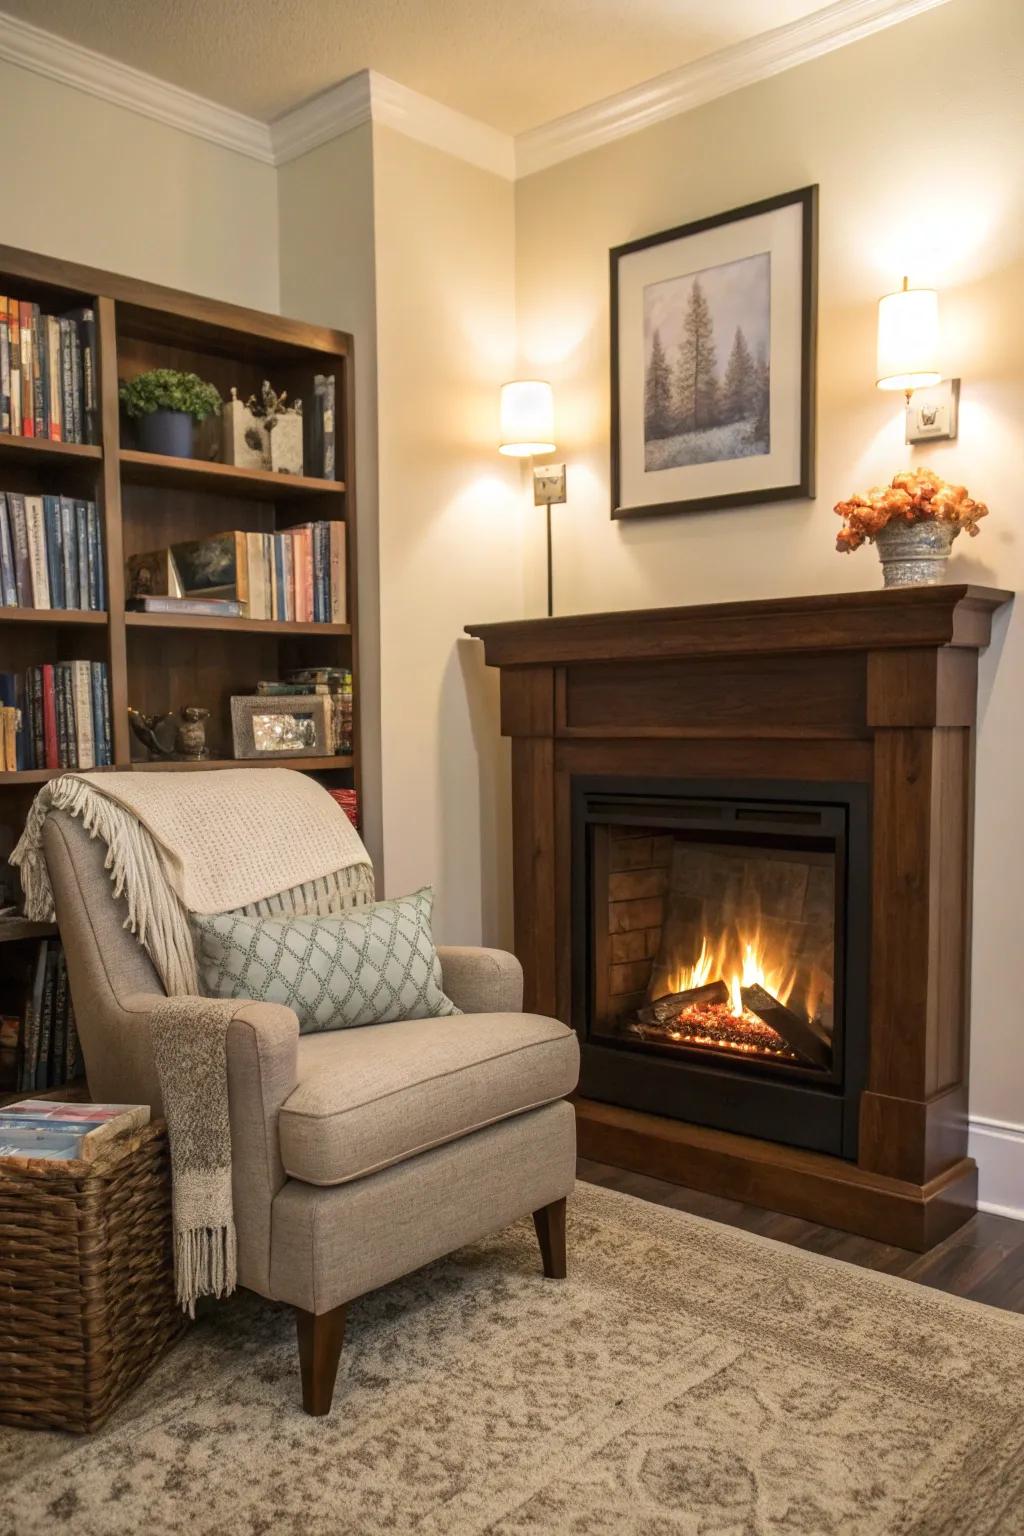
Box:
466;584;1013;1250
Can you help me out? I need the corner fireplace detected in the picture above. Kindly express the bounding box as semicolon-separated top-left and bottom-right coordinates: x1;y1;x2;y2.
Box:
573;778;869;1157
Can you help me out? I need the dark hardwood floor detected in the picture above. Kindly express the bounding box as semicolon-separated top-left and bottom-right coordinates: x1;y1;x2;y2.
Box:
578;1156;1024;1314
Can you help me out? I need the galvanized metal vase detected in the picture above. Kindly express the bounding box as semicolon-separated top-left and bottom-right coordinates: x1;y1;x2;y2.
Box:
873;519;959;587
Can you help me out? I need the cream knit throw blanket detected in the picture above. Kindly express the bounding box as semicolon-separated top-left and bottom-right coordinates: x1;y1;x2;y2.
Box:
12;768;374;1313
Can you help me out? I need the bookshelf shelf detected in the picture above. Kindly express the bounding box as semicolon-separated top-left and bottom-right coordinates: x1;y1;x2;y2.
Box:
0;607;108;626
129;754;353;773
119;449;345;502
125;611;351;636
0;919;58;944
0;1078;87;1108
0;434;102;467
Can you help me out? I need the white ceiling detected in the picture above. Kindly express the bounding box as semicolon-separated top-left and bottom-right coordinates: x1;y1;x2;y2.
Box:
1;0;841;134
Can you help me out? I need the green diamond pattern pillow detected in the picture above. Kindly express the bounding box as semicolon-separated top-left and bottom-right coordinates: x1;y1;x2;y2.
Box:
192;887;460;1033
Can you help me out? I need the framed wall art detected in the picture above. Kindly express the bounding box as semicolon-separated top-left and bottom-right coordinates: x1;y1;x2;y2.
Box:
230;694;330;759
610;184;817;520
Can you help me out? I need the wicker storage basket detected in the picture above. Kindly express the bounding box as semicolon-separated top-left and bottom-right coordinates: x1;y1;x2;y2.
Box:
0;1119;186;1432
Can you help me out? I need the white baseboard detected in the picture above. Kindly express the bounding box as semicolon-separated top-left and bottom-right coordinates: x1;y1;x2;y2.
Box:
968;1116;1024;1221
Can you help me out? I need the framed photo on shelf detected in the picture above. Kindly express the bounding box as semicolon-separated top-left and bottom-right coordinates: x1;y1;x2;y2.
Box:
230;694;330;760
610;184;817;520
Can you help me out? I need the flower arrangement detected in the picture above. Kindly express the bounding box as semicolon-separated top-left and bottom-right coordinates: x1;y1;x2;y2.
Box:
834;468;987;552
119;369;223;422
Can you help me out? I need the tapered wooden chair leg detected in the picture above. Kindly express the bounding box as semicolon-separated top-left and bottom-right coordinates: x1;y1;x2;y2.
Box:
295;1303;347;1415
533;1196;568;1279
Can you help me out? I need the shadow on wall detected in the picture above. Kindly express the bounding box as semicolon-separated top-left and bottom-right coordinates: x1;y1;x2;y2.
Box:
439;638;513;951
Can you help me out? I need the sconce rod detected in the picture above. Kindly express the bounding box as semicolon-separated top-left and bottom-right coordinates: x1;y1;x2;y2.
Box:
546;504;553;618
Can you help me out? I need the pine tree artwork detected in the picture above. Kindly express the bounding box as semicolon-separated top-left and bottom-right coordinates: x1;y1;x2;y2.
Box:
644;327;675;442
643;251;770;471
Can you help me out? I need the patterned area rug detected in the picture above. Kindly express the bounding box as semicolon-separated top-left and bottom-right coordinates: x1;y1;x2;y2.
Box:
4;1182;1023;1534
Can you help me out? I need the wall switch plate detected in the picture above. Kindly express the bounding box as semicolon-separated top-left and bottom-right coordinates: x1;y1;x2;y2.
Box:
906;378;960;443
533;463;567;506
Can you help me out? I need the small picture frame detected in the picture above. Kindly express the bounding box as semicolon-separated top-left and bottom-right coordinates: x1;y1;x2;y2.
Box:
230;694;330;759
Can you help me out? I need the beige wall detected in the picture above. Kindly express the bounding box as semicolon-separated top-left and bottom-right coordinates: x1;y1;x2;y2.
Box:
277;126;384;874
514;0;1024;1134
0;61;279;307
371;126;521;946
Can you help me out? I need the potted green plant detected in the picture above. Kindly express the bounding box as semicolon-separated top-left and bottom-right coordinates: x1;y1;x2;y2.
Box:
119;369;223;459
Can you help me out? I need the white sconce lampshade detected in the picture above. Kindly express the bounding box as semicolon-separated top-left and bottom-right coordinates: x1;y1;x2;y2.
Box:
876;279;941;392
499;380;555;456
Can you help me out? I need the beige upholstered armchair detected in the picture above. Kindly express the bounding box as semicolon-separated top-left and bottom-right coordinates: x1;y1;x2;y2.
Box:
42;810;579;1414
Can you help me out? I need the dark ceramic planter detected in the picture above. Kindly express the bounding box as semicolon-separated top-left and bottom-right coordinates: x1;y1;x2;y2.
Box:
137;408;194;458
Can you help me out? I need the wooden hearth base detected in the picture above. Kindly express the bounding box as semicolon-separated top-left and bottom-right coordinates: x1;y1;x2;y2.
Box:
575;1098;978;1252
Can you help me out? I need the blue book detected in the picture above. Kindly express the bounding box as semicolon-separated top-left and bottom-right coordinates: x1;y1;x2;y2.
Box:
75;501;89;611
59;496;78;610
311;523;324;623
274;534;286;620
42;495;64;608
90;662;107;766
0;494;17;606
85;501;100;610
98;662;112;764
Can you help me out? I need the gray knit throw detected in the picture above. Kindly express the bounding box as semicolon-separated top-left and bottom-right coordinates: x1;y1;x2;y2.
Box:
151;997;237;1317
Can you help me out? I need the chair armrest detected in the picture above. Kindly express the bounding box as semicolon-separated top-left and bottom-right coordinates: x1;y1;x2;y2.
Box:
121;992;299;1297
436;946;524;1013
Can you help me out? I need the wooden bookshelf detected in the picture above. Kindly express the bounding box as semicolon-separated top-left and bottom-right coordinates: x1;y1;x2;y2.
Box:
0;243;360;1069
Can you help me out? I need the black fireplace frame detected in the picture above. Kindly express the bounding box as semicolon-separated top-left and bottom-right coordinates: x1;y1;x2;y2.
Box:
571;775;871;1159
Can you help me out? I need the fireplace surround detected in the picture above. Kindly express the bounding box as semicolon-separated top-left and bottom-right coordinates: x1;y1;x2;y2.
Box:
467;585;1012;1249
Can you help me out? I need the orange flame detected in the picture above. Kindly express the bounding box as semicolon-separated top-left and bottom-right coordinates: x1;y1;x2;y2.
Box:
668;927;795;1019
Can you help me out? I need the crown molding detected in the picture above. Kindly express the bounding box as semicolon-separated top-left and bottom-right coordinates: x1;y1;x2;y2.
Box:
0;0;952;180
0;8;273;163
271;70;515;178
270;72;373;164
516;0;954;177
368;72;515;180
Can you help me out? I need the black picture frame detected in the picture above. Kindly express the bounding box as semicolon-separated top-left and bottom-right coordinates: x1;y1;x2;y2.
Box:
610;184;818;521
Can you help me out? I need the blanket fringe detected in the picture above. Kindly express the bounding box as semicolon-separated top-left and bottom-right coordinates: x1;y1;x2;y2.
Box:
174;1225;238;1318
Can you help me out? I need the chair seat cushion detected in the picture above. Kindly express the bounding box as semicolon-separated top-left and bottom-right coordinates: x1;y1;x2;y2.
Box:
278;1012;579;1186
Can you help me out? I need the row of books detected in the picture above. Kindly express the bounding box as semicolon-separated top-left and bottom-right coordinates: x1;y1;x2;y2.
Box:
0;662;112;772
0;1101;149;1163
0;298;98;444
126;522;346;623
256;667;354;754
0;492;106;610
0;940;81;1095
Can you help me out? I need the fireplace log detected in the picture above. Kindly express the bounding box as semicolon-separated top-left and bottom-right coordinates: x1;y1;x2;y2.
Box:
639;980;729;1026
740;984;832;1070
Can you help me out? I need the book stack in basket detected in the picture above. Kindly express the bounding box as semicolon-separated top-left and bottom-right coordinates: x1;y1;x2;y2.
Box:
0;1102;185;1432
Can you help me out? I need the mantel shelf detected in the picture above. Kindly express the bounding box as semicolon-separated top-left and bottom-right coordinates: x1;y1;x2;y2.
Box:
119;449;346;501
125;612;351;636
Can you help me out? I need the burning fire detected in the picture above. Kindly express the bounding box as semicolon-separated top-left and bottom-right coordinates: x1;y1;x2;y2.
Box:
668;928;795;1022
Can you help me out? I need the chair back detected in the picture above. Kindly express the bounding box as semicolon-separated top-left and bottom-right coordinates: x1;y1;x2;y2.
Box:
41;809;164;1106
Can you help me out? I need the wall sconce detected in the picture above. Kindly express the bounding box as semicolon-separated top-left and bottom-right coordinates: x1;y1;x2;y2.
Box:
499;380;566;618
876;277;959;443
